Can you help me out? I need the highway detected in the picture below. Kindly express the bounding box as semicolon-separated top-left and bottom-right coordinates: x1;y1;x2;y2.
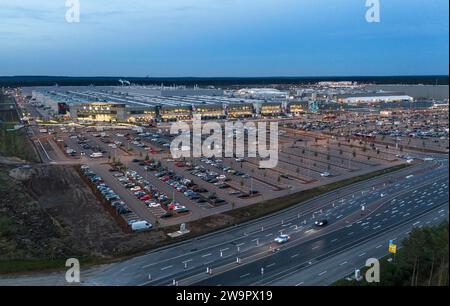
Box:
0;156;447;286
73;157;447;286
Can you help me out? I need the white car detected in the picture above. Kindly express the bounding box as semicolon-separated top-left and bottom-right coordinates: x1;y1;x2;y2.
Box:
274;234;290;244
147;202;160;208
320;171;331;177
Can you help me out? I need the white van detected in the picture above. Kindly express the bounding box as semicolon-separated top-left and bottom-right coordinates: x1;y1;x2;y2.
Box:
90;152;103;158
131;221;152;232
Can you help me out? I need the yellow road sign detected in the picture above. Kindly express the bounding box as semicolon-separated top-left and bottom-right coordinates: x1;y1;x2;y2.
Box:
389;243;397;254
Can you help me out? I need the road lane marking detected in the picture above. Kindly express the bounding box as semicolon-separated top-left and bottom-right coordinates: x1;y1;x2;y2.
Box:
359;252;366;257
266;263;276;268
295;281;304;286
161;265;173;271
331;238;338;243
339;261;348;266
376;244;382;249
318;271;327;276
240;273;250;278
291;254;300;258
201;253;212;258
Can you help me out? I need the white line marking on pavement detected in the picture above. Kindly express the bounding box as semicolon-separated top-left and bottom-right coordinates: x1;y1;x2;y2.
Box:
161;265;173;271
339;261;348;266
240;273;250;278
318;271;327;276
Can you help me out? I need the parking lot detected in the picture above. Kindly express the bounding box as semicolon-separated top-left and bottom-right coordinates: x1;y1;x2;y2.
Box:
24;104;449;231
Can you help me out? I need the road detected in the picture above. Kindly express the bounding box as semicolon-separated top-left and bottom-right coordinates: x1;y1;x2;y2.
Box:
0;156;447;286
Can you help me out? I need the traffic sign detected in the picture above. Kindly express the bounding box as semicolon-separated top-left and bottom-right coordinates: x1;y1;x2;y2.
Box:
389;243;397;254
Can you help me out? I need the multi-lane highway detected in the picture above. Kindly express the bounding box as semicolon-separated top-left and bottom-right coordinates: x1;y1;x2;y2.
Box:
0;155;447;286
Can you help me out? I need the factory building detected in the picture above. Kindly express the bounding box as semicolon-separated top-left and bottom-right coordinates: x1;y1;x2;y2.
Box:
125;107;157;123
226;103;254;118
287;101;308;115
192;104;226;120
258;102;284;117
159;105;192;122
70;103;127;122
337;92;413;105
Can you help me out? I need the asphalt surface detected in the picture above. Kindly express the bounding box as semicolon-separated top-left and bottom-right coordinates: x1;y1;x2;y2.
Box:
0;156;447;286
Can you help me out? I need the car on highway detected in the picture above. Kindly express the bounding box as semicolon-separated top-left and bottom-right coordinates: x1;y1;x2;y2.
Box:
274;234;290;244
314;220;328;227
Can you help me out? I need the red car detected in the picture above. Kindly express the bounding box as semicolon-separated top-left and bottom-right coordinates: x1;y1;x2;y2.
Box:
139;195;151;201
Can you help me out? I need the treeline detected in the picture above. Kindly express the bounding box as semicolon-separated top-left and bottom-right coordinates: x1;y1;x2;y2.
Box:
335;221;449;286
0;75;448;87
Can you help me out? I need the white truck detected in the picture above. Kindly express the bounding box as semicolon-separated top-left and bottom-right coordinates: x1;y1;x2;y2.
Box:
90;152;103;158
131;221;152;232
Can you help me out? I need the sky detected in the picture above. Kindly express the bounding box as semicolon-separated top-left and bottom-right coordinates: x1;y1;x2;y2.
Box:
0;0;448;77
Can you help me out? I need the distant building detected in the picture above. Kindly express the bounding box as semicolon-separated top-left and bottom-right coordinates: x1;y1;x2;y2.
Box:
337;92;413;105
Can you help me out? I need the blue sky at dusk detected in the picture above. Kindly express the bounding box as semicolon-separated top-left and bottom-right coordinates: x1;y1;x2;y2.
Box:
0;0;448;76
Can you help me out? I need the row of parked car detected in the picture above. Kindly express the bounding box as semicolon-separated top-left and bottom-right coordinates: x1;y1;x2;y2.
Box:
114;168;190;217
153;169;210;205
194;158;260;198
80;165;152;232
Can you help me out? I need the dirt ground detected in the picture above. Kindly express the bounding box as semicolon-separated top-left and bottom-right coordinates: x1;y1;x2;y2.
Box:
0;163;188;262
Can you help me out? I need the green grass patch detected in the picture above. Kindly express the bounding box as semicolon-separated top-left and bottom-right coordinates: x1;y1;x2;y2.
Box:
333;221;449;286
0;124;40;162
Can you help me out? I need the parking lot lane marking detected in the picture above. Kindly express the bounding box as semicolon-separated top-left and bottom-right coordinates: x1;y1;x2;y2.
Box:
359;252;366;257
265;233;273;237
376;244;382;249
339;261;348;266
295;281;304;286
201;253;212;258
266;263;276;268
318;271;327;276
240;273;250;279
291;254;300;259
